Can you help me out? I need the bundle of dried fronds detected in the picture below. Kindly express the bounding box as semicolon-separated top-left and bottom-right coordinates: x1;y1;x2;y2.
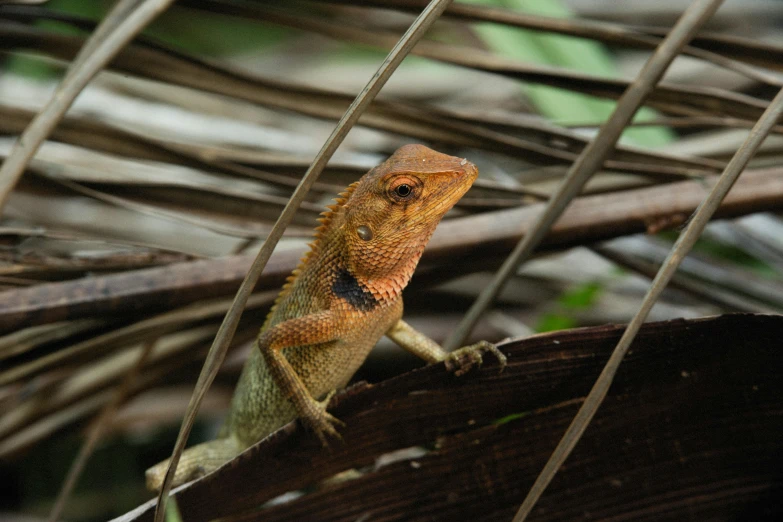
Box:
0;1;781;521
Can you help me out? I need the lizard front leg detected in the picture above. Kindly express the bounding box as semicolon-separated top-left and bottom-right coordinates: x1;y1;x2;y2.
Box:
386;319;506;375
258;311;345;445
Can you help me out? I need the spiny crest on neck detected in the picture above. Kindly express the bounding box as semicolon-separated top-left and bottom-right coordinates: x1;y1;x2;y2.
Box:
310;181;360;255
265;181;360;317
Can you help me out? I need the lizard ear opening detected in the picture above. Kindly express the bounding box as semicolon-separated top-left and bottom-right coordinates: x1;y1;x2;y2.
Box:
356;225;374;241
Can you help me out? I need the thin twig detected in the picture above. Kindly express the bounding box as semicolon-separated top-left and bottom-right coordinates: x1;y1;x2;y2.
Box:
323;0;783;87
152;1;457;520
444;0;724;350
513;34;783;522
47;339;156;522
0;0;176;212
1;166;781;338
592;243;771;313
66;0;141;65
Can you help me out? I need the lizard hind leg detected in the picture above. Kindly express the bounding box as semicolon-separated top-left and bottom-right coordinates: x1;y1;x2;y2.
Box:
145;436;242;491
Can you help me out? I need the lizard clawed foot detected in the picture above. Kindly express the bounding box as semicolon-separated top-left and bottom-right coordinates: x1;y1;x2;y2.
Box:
300;389;346;447
445;340;507;377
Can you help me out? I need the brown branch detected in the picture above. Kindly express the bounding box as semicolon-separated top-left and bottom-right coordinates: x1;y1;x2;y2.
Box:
0;166;780;334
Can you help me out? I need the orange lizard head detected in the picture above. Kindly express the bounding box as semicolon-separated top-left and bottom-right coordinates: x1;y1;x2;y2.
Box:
337;144;477;296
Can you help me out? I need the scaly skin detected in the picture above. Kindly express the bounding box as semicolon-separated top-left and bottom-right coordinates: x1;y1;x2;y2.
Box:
146;144;506;490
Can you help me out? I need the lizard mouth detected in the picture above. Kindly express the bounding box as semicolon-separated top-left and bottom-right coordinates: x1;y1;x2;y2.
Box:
440;162;478;200
409;166;477;226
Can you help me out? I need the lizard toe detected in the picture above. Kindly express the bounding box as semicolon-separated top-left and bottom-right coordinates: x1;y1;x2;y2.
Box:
446;340;507;376
302;393;345;446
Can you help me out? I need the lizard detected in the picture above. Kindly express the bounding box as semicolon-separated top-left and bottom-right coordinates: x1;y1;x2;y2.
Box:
145;144;506;490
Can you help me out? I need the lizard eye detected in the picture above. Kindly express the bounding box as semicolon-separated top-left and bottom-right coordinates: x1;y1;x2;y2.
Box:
395;184;411;197
387;175;420;202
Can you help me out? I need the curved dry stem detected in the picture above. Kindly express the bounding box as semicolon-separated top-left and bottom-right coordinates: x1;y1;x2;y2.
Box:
444;0;724;351
321;0;783;85
0;0;175;211
151;1;458;521
514;14;783;522
47;339;156;522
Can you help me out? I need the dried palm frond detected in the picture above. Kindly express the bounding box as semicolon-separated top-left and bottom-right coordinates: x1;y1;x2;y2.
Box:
0;1;782;521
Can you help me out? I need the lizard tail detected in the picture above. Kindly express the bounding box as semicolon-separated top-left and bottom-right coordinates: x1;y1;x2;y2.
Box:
145;436;241;491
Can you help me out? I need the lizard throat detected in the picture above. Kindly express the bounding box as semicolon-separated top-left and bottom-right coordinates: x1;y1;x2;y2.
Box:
331;266;381;312
331;253;420;311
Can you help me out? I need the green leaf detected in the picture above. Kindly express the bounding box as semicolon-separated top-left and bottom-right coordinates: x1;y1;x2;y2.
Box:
494;411;530;425
559;281;603;308
535;313;577;332
463;0;674;147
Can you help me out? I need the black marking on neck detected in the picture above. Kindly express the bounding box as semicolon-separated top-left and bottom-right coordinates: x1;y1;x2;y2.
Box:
332;266;379;312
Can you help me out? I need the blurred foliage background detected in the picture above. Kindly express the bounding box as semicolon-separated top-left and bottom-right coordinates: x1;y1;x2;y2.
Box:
1;0;782;520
